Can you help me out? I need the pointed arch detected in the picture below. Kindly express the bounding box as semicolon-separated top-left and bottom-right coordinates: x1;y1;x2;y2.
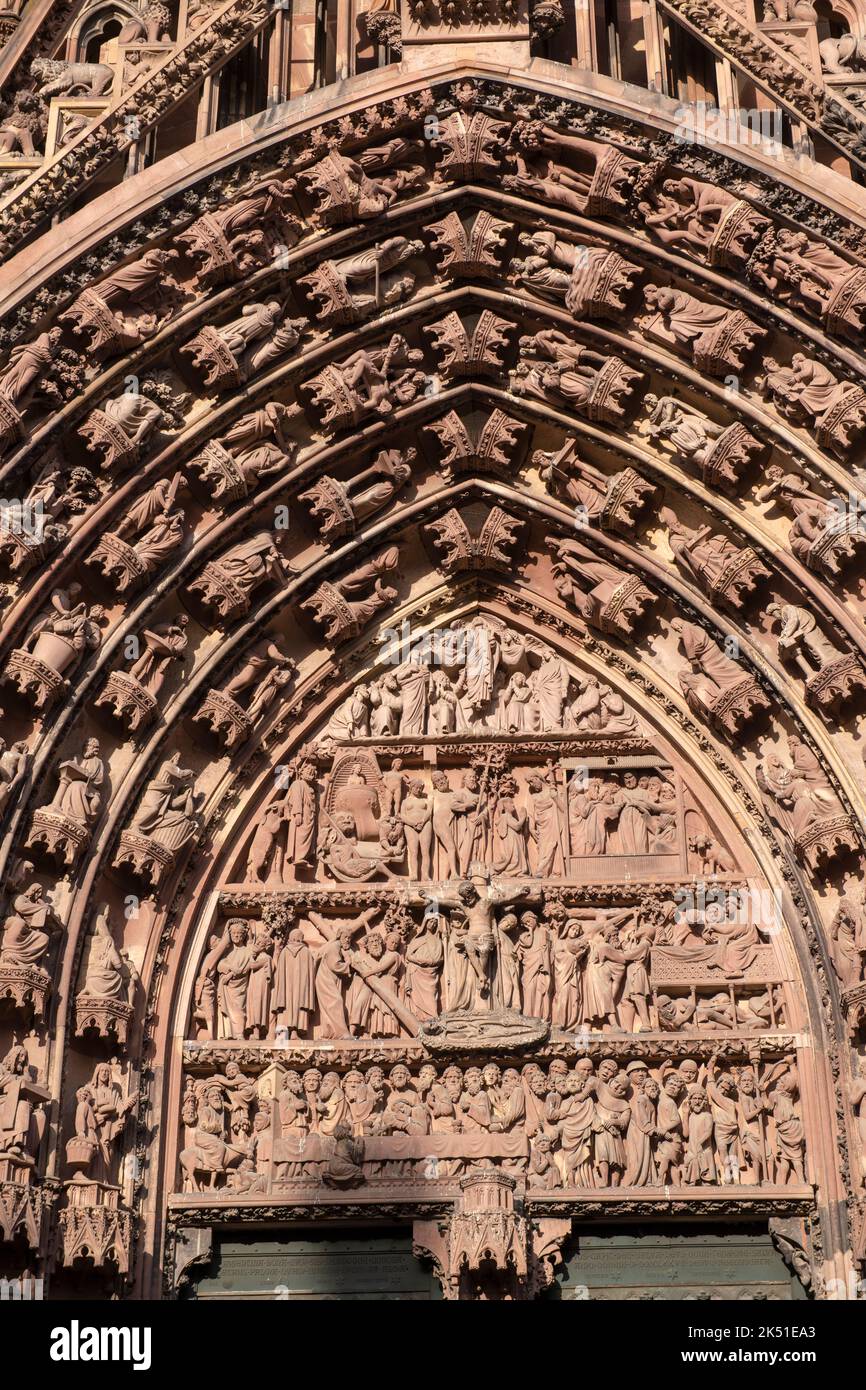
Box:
0;58;865;1301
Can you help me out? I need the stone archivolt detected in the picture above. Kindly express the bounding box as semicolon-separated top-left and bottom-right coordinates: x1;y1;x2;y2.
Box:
0;58;865;1302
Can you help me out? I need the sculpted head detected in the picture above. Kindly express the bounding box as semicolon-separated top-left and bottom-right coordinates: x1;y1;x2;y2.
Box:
334;811;356;837
365;932;385;960
626;1061;648;1089
679;1059;699;1086
464;1067;483;1095
228;919;248;946
320;1072;341;1100
442;1064;462;1098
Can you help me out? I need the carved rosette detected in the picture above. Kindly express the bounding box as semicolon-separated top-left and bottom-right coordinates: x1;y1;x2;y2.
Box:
192;689;254;750
0;963;52;1021
94;671;158;733
74;995;135;1046
112;830;178;889
1;648;68;708
58;1179;132;1274
25;809;89;868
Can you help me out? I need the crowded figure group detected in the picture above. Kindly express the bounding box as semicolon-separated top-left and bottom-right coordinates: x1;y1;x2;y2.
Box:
178;1053;806;1193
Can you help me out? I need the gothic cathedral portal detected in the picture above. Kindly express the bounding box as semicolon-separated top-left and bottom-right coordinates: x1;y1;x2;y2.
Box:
1;0;866;1305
